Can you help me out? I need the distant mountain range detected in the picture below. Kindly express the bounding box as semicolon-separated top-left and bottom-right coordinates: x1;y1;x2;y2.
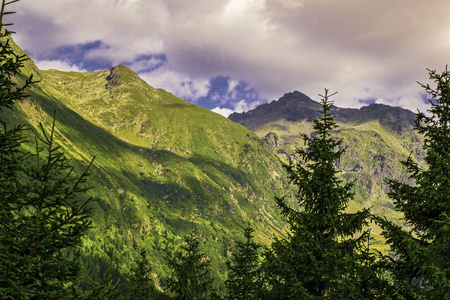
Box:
229;91;416;133
229;91;424;248
3;38;425;290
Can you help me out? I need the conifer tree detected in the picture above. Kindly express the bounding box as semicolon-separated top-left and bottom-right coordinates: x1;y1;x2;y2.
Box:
0;2;96;298
0;114;96;299
164;231;216;300
225;225;263;300
0;0;33;195
127;248;158;300
264;90;382;299
378;68;450;299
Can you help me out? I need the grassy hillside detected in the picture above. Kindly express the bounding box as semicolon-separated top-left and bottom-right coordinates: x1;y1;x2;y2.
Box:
3;38;293;292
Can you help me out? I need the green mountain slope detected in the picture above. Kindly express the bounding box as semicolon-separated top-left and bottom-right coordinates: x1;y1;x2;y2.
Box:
3;39;292;291
229;91;425;249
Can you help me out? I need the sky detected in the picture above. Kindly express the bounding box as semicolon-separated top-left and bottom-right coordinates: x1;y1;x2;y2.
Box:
10;0;450;117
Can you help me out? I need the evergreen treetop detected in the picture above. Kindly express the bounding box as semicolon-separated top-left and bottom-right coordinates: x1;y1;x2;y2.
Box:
0;1;97;298
379;67;450;299
264;90;382;299
225;225;263;300
164;231;216;300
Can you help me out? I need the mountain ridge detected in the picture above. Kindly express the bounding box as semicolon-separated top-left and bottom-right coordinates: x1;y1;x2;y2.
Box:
229;91;416;133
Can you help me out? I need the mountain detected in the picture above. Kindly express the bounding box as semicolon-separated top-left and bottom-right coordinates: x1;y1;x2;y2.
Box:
229;91;417;133
3;38;292;291
229;91;425;248
5;35;426;291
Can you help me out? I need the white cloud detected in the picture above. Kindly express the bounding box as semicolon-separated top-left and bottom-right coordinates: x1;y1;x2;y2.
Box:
140;67;210;101
211;107;234;117
234;99;263;112
212;98;264;118
34;60;87;72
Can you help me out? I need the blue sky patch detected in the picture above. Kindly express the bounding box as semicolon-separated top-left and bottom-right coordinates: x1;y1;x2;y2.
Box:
358;98;377;105
191;75;262;110
35;40;113;71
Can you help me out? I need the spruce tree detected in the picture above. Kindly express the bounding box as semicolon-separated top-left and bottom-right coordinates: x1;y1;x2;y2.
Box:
0;2;96;298
264;90;381;299
164;231;216;300
127;249;158;300
225;225;263;300
378;68;450;299
0;115;96;299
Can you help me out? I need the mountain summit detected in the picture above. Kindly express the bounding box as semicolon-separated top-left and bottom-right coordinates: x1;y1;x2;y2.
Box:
229;91;416;133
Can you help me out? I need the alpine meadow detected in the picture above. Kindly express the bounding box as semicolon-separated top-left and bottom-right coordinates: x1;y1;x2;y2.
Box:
1;1;449;299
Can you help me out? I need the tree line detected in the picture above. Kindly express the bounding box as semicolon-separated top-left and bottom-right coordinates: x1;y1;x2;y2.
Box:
0;1;448;299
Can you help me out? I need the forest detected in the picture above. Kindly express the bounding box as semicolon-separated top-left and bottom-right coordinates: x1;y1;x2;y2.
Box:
0;1;449;299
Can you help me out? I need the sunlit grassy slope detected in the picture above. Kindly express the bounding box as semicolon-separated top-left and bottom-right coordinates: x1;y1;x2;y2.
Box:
4;39;292;291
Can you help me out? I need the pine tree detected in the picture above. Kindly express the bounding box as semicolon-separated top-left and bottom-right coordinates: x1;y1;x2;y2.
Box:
225;225;263;300
0;2;96;298
164;231;216;300
0;114;97;299
377;68;450;299
75;260;124;300
127;248;158;300
0;0;33;196
263;90;382;299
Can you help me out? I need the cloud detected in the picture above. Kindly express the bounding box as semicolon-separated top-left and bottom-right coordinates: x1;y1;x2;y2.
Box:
14;0;166;65
34;60;87;73
140;68;210;101
13;0;450;113
212;99;262;118
211;107;234;117
141;70;264;116
128;54;168;73
30;40;113;72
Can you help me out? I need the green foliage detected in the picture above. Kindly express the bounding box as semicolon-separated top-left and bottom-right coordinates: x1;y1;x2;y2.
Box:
73;262;124;300
264;90;383;299
164;231;217;299
378;68;450;299
225;225;264;299
0;0;32;196
126;249;158;300
0;2;98;298
0;115;96;299
0;3;33;110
